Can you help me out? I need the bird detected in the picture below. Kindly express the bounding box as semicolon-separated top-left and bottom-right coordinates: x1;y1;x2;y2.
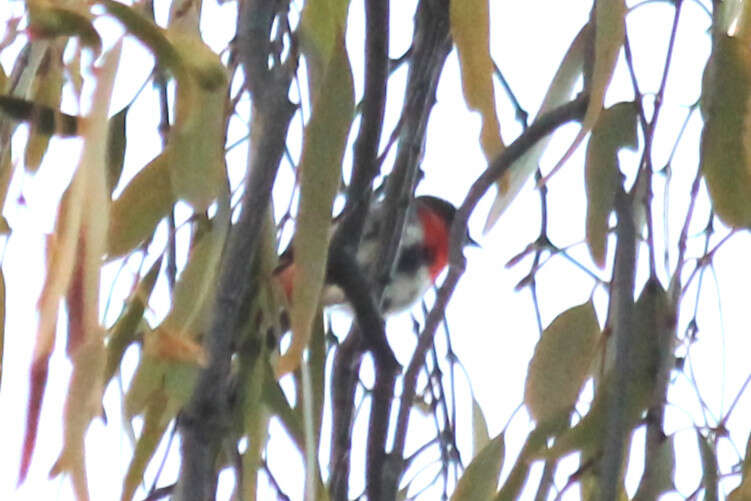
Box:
273;195;476;314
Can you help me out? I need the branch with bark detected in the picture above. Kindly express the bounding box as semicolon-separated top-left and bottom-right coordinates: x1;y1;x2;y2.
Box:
173;1;296;499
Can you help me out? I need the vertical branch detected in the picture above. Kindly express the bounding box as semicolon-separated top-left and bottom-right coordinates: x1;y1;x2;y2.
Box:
387;97;589;497
599;187;637;499
173;1;296;500
328;0;390;498
329;0;453;498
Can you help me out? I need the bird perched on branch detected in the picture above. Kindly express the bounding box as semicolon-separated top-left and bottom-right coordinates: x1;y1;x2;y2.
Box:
274;195;476;314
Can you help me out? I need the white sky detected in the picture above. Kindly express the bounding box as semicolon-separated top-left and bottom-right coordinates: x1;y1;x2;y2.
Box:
2;0;750;500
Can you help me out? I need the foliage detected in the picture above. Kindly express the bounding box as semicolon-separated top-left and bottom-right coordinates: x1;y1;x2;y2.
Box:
1;0;751;500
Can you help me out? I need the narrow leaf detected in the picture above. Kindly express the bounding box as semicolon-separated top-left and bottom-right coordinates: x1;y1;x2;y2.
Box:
485;24;589;231
120;393;169;501
633;434;675;500
542;0;626;185
700;34;751;228
106;105;128;194
450;0;504;160
472;397;491;458
277;36;354;376
585;101;638;267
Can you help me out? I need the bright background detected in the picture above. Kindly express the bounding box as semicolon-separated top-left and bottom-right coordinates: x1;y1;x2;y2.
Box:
1;0;749;499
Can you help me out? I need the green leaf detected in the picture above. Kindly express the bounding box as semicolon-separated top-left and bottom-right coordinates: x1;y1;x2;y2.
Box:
472;397;491;458
700;34;751;228
160;220;223;339
450;0;504;160
298;0;351;94
107;153;174;258
120;392;169;501
103;257;162;386
277;35;354;376
524;301;599;424
106;106;128;194
545;0;626;184
585;101;639;267
451;434;504;501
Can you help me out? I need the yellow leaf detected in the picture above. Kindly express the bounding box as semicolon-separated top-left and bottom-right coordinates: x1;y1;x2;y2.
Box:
107;153;174;258
50;41;121;501
144;328;207;366
585;101;638;267
700;34;751;228
485;24;589;232
542;0;626;185
450;0;504;161
277;36;354;377
451;434;504;501
524;302;599;424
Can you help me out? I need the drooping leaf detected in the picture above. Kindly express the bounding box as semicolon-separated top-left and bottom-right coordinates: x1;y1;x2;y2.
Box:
24;44;65;172
100;0;182;74
27;0;102;53
485;24;589;231
525;301;599;424
472;397;491;458
451;433;504;501
543;0;626;185
120;391;169;501
159;219;225;340
49;41;121;501
495;422;561;501
450;0;504;161
166;31;228;211
700;34;751;228
633;434;675;501
106;105;128;194
546;281;670;460
107;153;174;258
104;258;161;386
277;35;354;376
298;0;351;94
585;101;638;267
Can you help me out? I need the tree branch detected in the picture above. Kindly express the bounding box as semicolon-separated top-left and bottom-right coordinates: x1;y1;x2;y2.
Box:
388;95;590;489
330;0;452;498
173;1;296;499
